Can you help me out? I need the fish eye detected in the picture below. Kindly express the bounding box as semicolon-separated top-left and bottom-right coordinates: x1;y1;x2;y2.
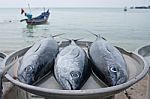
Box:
25;65;33;72
110;67;117;73
70;71;81;78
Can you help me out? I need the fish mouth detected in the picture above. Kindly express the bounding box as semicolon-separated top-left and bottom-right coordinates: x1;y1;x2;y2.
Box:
60;77;75;90
65;79;74;90
110;76;126;86
115;70;128;85
18;75;25;83
116;76;128;85
18;70;34;84
112;81;117;86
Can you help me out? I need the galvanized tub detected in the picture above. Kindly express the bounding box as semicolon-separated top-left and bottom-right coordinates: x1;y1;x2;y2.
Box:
3;41;149;99
0;52;6;97
0;52;7;77
0;52;6;70
135;44;150;64
135;44;150;99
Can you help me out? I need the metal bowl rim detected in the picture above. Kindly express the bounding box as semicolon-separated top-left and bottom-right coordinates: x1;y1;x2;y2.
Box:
4;44;149;95
134;44;150;55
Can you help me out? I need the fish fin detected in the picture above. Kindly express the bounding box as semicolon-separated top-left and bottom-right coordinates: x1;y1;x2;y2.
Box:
34;44;41;52
96;34;107;41
58;41;63;47
102;37;107;41
1;56;18;78
85;42;90;49
30;43;41;53
86;30;98;37
74;38;84;42
115;46;131;54
86;30;107;40
17;57;23;71
60;37;70;41
52;33;65;38
60;37;83;42
19;57;23;65
60;37;84;45
13;56;20;79
40;33;65;38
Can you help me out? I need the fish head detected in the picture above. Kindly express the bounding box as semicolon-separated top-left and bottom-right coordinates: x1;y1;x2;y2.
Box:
60;70;82;90
19;65;35;84
108;64;128;86
115;68;128;85
18;55;39;84
108;65;118;86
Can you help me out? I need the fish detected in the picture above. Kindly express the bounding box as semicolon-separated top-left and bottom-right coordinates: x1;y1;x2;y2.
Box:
89;34;128;86
54;40;91;90
18;37;59;85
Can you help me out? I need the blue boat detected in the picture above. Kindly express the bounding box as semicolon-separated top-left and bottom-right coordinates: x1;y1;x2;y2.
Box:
20;9;50;25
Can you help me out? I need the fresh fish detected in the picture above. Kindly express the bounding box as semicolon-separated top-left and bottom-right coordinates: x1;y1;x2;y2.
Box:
89;34;128;86
18;37;59;85
54;40;91;90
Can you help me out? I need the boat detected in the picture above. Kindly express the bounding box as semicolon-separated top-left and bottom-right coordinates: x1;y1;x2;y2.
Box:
130;6;150;9
124;7;127;12
20;9;50;25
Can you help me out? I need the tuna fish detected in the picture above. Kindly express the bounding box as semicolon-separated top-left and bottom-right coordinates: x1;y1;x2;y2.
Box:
18;37;59;85
54;40;91;90
89;34;128;86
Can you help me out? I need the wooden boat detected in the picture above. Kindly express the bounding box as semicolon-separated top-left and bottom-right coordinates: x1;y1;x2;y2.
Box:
20;9;50;25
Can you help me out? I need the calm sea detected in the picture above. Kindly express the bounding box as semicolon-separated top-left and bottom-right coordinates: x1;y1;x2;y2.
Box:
0;8;150;51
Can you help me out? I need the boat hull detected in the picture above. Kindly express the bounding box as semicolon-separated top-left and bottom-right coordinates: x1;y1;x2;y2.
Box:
26;19;48;25
24;9;50;25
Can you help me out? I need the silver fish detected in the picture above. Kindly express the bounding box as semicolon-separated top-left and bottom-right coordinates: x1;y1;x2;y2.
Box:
54;40;91;90
89;35;128;86
18;37;59;85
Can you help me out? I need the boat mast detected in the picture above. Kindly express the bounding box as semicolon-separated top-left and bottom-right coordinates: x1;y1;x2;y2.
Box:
28;3;31;13
44;7;45;12
27;0;32;14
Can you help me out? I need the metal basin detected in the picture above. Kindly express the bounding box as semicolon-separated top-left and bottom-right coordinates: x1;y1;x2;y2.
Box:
135;44;150;65
0;52;6;94
135;44;150;99
4;41;149;99
0;52;7;74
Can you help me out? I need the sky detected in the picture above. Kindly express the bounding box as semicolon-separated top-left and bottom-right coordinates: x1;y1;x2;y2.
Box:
0;0;149;8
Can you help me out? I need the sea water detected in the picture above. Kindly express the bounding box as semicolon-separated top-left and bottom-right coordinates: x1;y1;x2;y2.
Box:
0;8;150;51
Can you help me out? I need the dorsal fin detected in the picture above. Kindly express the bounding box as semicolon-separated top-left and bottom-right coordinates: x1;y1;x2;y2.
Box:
40;33;65;38
97;34;106;41
86;30;98;37
70;40;77;45
86;30;107;41
52;33;65;38
60;37;83;45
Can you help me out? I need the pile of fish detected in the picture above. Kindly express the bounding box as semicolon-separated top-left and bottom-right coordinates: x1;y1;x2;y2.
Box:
17;33;128;90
